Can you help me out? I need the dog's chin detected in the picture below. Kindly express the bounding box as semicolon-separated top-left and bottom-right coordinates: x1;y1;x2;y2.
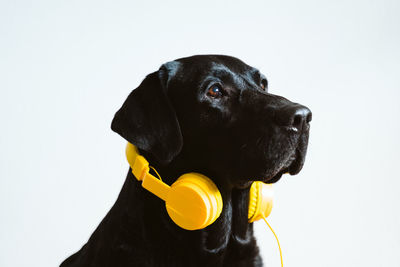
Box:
236;148;306;187
234;166;289;188
264;168;287;183
264;147;306;183
234;169;287;188
234;142;308;188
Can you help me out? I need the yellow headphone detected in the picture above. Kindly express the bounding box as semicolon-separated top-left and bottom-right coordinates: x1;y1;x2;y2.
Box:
126;142;274;230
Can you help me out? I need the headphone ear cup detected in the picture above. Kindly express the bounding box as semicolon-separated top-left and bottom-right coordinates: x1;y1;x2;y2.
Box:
165;173;223;230
248;181;274;223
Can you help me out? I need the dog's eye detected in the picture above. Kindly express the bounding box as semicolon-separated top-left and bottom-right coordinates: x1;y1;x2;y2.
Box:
207;84;224;98
260;79;268;91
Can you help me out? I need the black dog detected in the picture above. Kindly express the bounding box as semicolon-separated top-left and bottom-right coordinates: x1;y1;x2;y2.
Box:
61;55;311;267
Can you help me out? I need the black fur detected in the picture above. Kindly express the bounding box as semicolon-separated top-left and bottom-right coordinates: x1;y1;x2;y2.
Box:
61;55;311;267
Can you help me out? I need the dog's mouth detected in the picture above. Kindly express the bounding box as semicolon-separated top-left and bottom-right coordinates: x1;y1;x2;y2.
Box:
264;146;306;183
264;168;287;183
235;129;310;188
236;148;305;187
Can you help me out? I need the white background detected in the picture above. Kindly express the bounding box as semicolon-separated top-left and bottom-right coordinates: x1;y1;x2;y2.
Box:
1;0;399;266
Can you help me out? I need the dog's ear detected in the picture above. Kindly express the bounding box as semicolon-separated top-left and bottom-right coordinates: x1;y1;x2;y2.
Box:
111;62;183;165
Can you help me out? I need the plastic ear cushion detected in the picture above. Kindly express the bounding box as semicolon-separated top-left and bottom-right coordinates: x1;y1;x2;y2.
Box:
248;181;274;223
248;182;259;221
165;173;223;230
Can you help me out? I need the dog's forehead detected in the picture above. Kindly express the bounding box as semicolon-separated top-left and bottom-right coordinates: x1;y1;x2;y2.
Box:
176;54;256;73
171;55;262;86
208;62;259;81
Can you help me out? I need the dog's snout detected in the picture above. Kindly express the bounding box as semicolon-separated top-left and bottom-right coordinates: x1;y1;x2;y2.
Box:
275;104;312;131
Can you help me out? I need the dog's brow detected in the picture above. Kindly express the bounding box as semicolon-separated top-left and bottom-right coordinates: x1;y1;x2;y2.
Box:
209;63;248;86
210;63;236;76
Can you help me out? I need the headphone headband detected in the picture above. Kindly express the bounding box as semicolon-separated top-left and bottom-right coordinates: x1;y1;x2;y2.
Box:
126;143;170;201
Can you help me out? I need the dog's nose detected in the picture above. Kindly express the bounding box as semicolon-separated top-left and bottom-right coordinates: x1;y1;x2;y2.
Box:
274;104;312;131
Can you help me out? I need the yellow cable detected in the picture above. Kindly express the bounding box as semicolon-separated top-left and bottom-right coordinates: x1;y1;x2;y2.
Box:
149;166;163;182
262;216;283;267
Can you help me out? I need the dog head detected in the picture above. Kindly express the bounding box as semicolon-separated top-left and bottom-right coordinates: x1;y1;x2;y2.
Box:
112;55;311;187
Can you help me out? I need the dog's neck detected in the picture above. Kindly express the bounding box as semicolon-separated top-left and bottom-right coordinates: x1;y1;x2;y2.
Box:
119;150;255;255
